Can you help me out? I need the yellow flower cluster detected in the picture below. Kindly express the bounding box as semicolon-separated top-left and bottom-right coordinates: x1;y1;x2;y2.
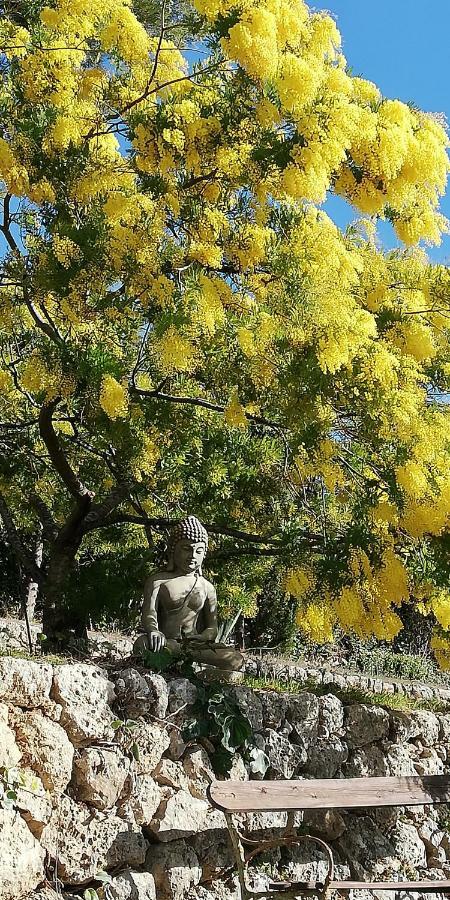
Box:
99;375;128;419
332;549;408;642
52;236;82;268
224;389;248;428
155;327;196;375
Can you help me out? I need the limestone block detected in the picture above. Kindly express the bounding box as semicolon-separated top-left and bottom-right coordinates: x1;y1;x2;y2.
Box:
15;768;52;838
147;839;201;900
115;669;169;720
282;840;337;885
72;747;131;809
125;774;163;826
259;690;289;730
409;710;440;747
104;870;156;900
40;794;148;885
11;709;74;793
418;817;446;855
345;744;389;777
154;759;190;792
287;692;319;748
228;685;263;731
415;747;445;776
438;713;450;743
0;657;52;709
0;704;21;768
336;815;401;880
385;742;419;776
167;678;197;716
390;820;427;868
304;737;348;778
148;788;209;841
191;829;234;882
262;728;306;778
303;808;346;840
119;721;170;775
345;704;389;748
390;710;421;743
182;747;215;799
318;693;344;737
165;728;186;761
0;806;46;900
51;664;116;745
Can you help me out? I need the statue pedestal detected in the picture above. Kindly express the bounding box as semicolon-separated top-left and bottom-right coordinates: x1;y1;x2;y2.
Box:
194;663;244;684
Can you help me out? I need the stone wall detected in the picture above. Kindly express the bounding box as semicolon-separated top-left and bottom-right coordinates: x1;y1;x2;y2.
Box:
1;655;450;900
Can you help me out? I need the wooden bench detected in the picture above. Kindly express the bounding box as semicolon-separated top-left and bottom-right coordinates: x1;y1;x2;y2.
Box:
208;775;450;899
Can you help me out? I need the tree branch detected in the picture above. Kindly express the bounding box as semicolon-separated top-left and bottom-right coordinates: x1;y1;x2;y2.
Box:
84;511;285;545
131;385;282;430
38;399;94;504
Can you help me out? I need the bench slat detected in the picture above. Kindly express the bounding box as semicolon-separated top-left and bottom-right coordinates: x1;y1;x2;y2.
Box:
209;776;450;812
330;881;450;892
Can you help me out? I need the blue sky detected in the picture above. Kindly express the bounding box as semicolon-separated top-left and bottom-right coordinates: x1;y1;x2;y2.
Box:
319;0;450;263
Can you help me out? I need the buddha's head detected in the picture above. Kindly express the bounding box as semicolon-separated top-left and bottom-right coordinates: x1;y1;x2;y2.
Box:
167;516;208;575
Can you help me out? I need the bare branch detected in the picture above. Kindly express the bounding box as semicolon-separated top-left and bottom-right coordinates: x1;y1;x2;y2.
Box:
38;399;94;503
131;384;282;430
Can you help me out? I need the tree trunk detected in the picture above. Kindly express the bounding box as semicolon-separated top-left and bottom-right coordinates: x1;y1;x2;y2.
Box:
23;534;43;621
41;535;86;646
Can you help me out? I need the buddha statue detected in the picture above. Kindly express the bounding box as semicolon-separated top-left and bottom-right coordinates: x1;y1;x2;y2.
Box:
133;515;244;671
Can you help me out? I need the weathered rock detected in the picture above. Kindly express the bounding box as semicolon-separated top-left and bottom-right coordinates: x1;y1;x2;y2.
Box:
287;692;319;748
282;840;335;885
318;693;344;737
415;748;445;776
182;747;215;799
40;794;148;885
345;705;389;748
167;678;198;715
438;713;450;743
147;839;201;900
418;818;446;855
149;789;209;841
345;744;389;777
72;747;131;809
14;769;52;837
262;728;306;778
385;742;419;776
11;709;74;794
303;808;346;840
228;685;263;731
390;710;421;743
154;759;190;792
259;691;289;730
191;829;235;882
165;728;187;761
118;721;171;775
0;703;21;768
115;669;169;720
304;737;348;778
409;710;440;747
337;815;401;880
125;774;163;826
390;820;427;868
51;664;116;745
0;806;46;900
104;870;156;900
0;658;52;709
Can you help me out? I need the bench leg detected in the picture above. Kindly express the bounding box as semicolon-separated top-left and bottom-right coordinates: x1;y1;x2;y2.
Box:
223;813;335;900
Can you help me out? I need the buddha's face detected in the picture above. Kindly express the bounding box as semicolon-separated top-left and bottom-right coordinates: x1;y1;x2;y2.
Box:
173;539;206;575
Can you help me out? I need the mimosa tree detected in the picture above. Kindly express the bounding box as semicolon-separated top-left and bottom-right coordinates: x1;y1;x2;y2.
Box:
0;0;449;655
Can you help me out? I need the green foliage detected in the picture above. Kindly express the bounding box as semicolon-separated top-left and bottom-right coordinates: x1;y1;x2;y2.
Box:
182;678;269;776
